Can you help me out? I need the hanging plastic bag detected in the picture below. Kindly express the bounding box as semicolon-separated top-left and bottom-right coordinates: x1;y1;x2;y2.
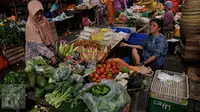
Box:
0;56;8;71
82;80;131;112
175;24;180;37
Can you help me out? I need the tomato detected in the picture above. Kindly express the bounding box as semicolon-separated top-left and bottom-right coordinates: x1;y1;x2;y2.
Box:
106;76;111;79
103;72;106;75
106;63;111;69
92;78;96;82
96;78;102;83
111;62;116;66
101;75;106;78
96;69;101;74
100;67;105;73
112;71;115;75
94;74;99;78
115;70;119;74
89;74;94;77
112;65;117;70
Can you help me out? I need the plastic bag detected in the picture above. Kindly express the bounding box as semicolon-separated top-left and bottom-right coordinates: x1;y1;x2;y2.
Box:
82;80;131;112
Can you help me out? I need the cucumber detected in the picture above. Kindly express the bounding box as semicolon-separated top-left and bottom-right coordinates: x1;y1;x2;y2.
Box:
45;83;55;92
27;72;37;88
35;88;45;98
37;76;47;88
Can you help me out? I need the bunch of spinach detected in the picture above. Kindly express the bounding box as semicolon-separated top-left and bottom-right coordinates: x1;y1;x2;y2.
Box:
4;70;29;84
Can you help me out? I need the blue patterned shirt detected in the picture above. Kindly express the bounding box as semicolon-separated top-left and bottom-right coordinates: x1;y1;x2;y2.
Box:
141;33;168;68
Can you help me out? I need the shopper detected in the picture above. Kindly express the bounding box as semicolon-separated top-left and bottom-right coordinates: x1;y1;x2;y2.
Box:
120;19;168;70
114;0;127;12
25;0;57;64
104;0;114;26
162;1;174;32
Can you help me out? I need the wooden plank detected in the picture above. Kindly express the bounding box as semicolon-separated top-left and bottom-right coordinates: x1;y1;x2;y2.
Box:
136;24;149;33
8;51;24;62
9;56;24;65
183;54;200;61
6;48;24;58
4;45;23;54
185;46;200;52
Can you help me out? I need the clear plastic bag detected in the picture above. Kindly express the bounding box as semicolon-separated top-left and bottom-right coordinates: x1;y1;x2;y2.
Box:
82;80;131;112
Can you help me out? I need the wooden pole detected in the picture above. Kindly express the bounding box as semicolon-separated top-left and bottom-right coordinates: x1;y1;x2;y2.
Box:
12;0;18;18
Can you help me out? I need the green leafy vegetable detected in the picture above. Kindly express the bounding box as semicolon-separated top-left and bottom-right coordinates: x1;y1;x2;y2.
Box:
4;71;29;84
121;67;129;73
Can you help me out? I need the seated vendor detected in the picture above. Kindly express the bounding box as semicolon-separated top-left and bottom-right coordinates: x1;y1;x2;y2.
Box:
25;0;57;64
120;19;168;70
162;1;174;32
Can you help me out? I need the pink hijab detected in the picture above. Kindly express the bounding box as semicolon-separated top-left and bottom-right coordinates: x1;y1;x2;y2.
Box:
26;0;54;45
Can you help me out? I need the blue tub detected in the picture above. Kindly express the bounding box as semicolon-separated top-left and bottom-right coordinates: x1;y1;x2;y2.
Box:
104;26;131;33
128;33;148;45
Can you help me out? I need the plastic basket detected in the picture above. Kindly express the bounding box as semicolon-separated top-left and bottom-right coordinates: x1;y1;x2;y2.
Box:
150;70;189;105
128;33;148;45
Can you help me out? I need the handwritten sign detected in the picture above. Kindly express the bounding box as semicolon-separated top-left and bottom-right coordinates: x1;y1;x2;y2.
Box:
153;100;171;111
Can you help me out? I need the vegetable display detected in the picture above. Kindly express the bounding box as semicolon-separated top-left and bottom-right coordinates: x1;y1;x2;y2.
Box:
88;61;121;82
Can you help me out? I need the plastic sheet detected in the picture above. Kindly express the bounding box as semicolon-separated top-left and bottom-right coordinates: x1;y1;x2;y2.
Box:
82;80;131;112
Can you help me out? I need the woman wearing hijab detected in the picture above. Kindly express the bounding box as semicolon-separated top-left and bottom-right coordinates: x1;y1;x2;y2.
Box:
162;1;174;32
26;0;57;64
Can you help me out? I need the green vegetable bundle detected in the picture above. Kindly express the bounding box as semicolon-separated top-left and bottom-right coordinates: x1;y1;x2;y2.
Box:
4;71;29;84
45;77;84;108
0;25;25;47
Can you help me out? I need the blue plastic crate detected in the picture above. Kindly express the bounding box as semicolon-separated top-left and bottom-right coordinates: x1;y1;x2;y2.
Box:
104;26;131;33
128;33;148;45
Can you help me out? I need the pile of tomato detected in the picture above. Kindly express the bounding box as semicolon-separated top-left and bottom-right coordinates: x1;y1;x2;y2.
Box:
89;61;121;82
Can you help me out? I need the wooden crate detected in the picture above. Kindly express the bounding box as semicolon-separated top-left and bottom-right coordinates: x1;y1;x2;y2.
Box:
2;44;25;65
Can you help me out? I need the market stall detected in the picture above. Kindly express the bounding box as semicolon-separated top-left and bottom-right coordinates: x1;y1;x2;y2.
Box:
0;24;157;112
0;0;197;112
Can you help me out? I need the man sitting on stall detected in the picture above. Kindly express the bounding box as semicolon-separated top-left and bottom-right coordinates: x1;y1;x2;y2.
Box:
120;19;168;70
162;1;174;32
26;0;57;64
